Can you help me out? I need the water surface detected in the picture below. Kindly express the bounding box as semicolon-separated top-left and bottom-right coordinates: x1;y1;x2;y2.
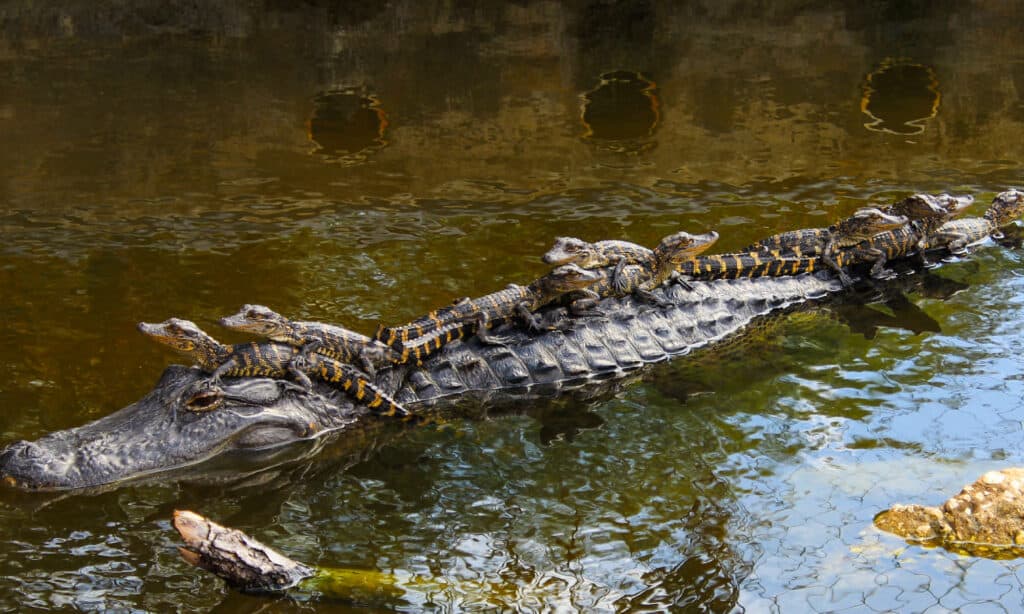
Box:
2;2;1024;611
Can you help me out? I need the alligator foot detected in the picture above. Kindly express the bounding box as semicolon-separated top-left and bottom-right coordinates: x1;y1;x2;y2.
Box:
870;268;898;281
635;289;674;309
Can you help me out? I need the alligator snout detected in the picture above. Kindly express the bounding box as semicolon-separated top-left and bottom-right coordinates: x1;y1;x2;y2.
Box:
6;439;44;460
0;440;48;488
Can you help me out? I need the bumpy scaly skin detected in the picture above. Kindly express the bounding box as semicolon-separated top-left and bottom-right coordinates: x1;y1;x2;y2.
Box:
578;231;719;306
745;207;907;258
0;272;847;490
542;236;653;268
845;193;973;283
375;264;601;351
921;190;1024;253
137;318;412;419
219;305;398;376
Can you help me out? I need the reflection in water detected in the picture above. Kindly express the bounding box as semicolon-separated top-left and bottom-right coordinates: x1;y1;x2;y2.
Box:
307;88;388;162
861;59;941;135
581;70;659;153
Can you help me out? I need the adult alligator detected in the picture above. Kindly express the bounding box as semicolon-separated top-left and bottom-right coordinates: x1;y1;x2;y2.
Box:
0;191;1014;492
0;272;845;491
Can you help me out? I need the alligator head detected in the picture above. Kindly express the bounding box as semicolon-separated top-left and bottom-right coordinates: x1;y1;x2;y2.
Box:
0;366;356;491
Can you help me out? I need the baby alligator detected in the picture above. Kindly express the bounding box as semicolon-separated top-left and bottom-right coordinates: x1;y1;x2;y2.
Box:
682;194;970;285
744;207;908;260
577;230;720;306
542;236;652;268
218;305;398;377
921;189;1024;253
137;318;412;419
542;236;655;292
376;264;602;363
852;193;972;279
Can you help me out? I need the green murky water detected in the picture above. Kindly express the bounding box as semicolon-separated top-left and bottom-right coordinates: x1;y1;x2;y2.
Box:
1;2;1024;611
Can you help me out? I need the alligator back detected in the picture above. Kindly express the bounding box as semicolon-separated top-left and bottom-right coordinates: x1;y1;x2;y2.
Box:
379;272;842;404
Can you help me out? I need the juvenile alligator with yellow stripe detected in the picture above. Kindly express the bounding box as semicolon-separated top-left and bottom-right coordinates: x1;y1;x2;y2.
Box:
218;305;399;377
376;264;601;364
921;190;1024;253
137;318;411;419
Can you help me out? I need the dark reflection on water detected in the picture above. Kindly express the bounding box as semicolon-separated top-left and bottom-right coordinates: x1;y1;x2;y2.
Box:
1;1;1024;611
308;89;388;162
861;59;940;135
582;71;659;152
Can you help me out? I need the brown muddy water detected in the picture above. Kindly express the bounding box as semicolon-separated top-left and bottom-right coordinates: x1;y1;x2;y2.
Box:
1;2;1024;611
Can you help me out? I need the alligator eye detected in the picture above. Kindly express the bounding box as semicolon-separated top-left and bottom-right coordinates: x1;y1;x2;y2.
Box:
185;388;224;413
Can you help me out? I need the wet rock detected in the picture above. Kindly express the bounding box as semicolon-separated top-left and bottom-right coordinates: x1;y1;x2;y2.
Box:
875;468;1024;558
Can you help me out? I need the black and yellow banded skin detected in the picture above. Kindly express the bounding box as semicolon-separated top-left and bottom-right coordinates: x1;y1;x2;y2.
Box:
213;343;412;419
137;318;415;421
920;218;994;251
541;237;654;268
218;305;398;377
376;284;533;347
299;352;413;420
920;190;1024;252
681;252;824;280
210;342;301;379
391;320;470;366
376;265;600;351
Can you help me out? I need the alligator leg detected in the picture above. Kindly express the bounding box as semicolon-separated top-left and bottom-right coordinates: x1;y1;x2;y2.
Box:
472;313;514;346
941;231;973;256
821;244;852;286
633;288;674;308
611;260;632;295
567;289;604;318
864;248;896;281
207;359;241;389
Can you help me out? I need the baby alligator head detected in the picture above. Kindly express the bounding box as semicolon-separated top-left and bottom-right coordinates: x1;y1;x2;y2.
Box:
987;189;1024;226
542;236;599;267
655;230;719;267
219;304;294;340
834;208;908;241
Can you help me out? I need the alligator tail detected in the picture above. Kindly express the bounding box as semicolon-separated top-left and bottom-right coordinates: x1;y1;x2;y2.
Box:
304;353;413;420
